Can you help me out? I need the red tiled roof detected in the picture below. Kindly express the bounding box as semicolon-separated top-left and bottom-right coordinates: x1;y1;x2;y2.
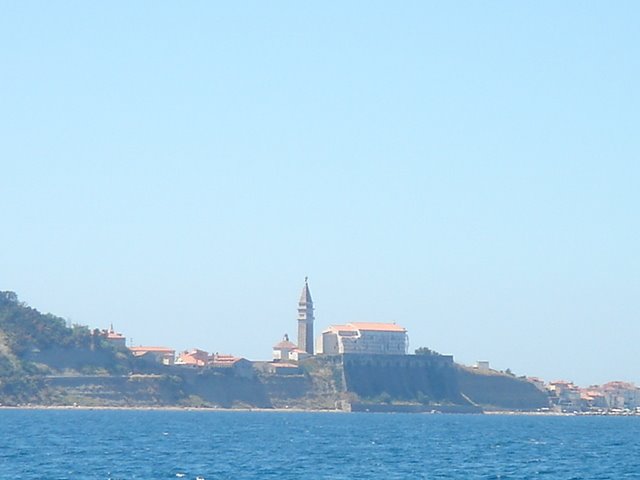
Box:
349;322;406;332
325;322;407;333
602;381;636;391
211;354;244;365
273;340;297;349
325;324;357;332
178;356;206;366
129;346;175;353
584;390;604;397
550;380;572;386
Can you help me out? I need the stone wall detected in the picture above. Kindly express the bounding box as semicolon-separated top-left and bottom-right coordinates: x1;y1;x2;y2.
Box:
457;367;549;410
337;353;467;404
20;355;550;412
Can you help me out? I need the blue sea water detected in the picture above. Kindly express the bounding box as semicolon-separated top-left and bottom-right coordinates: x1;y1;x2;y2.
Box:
1;410;639;479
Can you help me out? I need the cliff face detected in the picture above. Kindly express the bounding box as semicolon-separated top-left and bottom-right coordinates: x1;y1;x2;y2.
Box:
456;366;549;410
3;353;550;411
307;355;548;411
0;292;550;410
0;291;131;403
340;354;465;404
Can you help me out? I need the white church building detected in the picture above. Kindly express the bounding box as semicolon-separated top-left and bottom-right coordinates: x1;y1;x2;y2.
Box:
272;279;410;359
317;322;408;355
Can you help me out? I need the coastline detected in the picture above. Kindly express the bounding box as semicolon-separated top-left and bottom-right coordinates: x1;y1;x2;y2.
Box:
2;405;637;416
0;404;346;413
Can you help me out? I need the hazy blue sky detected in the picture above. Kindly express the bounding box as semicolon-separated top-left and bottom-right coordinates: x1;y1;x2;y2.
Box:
1;2;638;386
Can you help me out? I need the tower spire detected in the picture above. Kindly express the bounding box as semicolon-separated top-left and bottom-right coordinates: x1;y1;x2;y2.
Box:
297;277;315;355
299;277;313;305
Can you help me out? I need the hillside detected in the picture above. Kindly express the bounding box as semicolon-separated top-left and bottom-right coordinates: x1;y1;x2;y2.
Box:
0;291;131;402
0;292;550;411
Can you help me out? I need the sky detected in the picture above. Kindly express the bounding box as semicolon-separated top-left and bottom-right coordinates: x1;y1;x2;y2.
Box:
1;2;638;387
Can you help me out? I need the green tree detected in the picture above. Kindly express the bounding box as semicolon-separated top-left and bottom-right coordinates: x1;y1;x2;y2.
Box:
415;346;440;356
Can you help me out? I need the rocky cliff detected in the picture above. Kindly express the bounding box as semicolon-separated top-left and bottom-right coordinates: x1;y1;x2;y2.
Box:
0;291;550;411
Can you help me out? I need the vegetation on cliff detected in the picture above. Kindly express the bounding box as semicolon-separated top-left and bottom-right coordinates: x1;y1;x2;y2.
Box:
0;291;550;411
0;291;131;403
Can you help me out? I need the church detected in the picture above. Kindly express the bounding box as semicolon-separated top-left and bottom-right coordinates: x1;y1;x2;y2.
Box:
272;278;408;361
272;277;315;362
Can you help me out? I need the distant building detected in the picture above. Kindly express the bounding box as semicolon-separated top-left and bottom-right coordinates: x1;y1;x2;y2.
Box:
129;346;175;365
290;348;311;362
273;333;312;363
176;348;209;366
102;324;126;348
273;334;297;362
475;361;490;372
600;381;640;409
297;277;314;355
210;353;254;378
548;380;581;411
319;322;408;355
580;389;607;409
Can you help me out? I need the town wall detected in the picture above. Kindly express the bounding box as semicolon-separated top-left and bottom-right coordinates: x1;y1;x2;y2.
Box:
456;366;549;410
334;353;467;404
35;355;550;411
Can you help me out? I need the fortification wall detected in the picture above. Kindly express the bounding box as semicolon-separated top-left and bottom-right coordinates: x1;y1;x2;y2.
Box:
31;356;550;411
335;353;467;404
457;367;549;410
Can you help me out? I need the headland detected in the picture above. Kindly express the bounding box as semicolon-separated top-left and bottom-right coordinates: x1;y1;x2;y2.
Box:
1;286;636;414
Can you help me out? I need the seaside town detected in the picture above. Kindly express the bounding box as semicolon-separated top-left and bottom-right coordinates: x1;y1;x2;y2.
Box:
99;279;640;415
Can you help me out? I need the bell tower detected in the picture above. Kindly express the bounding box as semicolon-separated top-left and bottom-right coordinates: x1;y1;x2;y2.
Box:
297;277;315;355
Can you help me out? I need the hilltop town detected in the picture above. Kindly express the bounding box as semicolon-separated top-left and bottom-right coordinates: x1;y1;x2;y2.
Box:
1;282;638;414
120;278;411;373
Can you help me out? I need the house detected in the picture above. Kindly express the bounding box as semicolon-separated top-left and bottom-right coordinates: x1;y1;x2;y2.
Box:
273;334;298;362
102;324;126;348
176;348;209;366
600;381;640;409
129;346;175;365
475;361;491;372
548;380;581;411
209;353;254;378
318;322;408;355
580;389;607;409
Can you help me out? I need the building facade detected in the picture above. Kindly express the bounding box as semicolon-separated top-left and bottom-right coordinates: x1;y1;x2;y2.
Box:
176;348;209;366
210;354;254;378
319;322;408;355
273;334;297;362
102;324;126;348
129;346;175;365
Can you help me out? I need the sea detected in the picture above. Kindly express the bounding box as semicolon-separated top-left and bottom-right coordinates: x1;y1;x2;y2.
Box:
1;410;639;479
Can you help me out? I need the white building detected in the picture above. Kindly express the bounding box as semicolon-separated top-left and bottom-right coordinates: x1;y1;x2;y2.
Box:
272;334;311;362
129;346;175;365
600;381;640;409
475;361;490;372
272;334;297;362
318;322;408;355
